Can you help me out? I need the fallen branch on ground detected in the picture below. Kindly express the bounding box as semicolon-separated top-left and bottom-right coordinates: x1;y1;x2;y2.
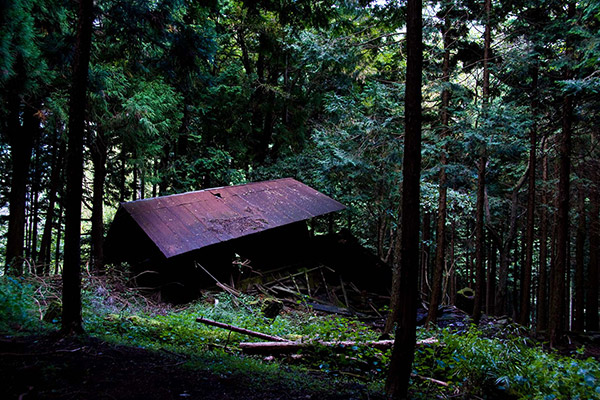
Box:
196;317;290;342
239;337;438;354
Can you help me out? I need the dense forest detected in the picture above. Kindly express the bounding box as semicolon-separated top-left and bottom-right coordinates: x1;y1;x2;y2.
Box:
1;0;600;398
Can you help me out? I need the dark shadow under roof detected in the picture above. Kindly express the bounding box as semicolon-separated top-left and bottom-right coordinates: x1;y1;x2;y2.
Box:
116;178;345;258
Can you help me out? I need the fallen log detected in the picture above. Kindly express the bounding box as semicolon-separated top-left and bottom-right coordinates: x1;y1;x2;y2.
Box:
196;317;290;342
239;337;438;354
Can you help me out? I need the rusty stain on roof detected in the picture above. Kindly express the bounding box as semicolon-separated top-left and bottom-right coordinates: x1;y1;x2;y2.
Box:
118;178;345;258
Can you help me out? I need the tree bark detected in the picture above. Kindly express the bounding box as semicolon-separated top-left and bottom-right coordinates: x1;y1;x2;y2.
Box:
548;2;575;346
486;239;497;315
518;65;538;326
29;135;41;265
385;0;422;396
587;170;600;331
487;168;528;316
420;211;431;299
90;128;107;273
4;101;37;275
572;186;586;332
62;0;93;335
38;136;65;271
472;154;486;323
537;141;549;333
426;14;451;327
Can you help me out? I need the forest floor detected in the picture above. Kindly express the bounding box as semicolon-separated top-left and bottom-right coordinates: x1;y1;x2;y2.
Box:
1;333;380;400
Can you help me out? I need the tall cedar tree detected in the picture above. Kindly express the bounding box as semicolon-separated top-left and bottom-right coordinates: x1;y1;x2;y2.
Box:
90;128;107;273
587;162;600;331
537;141;550;332
426;11;451;327
548;2;575;346
573;185;586;331
62;0;94;334
472;0;491;321
518;63;538;326
384;0;422;396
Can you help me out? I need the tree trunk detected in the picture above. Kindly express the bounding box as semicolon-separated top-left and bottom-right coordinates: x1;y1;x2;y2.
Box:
382;229;402;338
426;14;451;327
548;3;575;346
486;239;497;315
30;136;41;265
90;128;107;273
427;178;446;325
573;186;586;332
587;169;599;331
495;244;511;316
488;168;528;316
54;201;64;275
119;148;127;202
4;102;37;275
472;154;486;323
518;65;538;326
385;0;422;396
62;0;93;335
420;211;431;299
537;142;550;333
38;138;66;271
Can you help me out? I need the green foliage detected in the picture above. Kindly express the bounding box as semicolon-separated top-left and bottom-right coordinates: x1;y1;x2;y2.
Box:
0;276;46;332
413;328;600;399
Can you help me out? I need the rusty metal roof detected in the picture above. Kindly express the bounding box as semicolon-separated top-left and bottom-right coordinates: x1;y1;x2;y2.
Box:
118;178;345;258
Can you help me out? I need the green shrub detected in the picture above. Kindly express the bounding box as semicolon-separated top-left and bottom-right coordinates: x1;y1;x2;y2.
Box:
0;276;45;332
413;327;600;399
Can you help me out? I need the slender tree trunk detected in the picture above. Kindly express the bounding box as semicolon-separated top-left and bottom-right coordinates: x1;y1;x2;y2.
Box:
132;163;138;201
573;186;586;331
495;245;511;316
587;171;599;331
54;202;64;275
90;128;107;273
518;65;538;326
426;15;451;327
5;102;37;275
119;148;127;202
158;145;169;195
477;0;492;317
548;3;575;346
38;139;66;270
385;0;422;395
565;241;572;332
421;211;431;299
472;154;486;323
448;221;456;305
62;0;93;335
382;228;403;338
486;239;497;315
427;180;446;324
30;136;41;265
488;168;527;316
537;143;550;333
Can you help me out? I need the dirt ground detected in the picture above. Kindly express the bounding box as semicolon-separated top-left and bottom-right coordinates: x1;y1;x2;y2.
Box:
0;334;377;400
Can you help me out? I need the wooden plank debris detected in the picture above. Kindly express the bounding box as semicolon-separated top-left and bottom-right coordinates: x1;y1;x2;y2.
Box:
239;337;438;354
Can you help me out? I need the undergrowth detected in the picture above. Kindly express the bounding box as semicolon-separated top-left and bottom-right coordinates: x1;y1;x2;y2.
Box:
1;274;600;399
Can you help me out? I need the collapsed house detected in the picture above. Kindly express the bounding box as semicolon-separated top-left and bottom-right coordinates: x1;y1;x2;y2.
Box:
106;178;388;301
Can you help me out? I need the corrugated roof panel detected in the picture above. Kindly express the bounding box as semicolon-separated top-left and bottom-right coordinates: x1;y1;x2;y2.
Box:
116;178;345;258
